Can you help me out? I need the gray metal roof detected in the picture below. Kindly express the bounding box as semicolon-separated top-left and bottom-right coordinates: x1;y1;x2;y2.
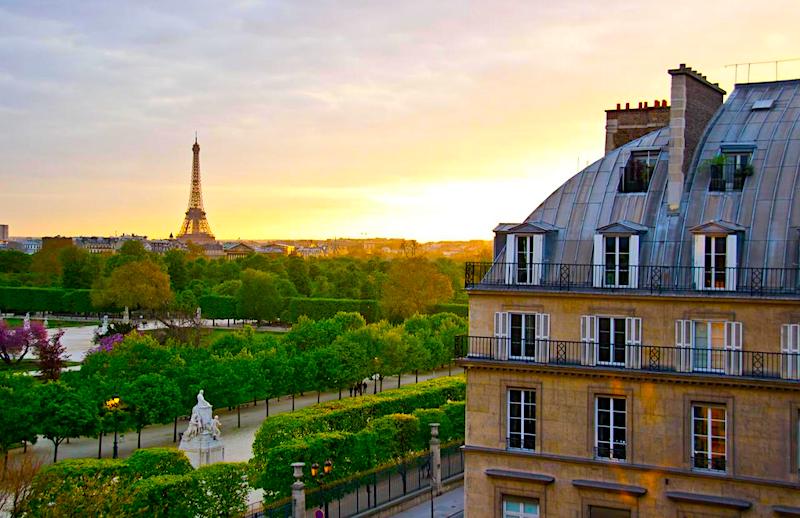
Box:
511;79;800;270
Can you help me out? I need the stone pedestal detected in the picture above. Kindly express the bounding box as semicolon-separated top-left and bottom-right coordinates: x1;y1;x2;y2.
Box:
179;431;224;468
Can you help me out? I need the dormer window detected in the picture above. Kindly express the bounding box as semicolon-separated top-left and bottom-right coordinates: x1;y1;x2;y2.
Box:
501;222;556;286
619;150;658;193
592;221;646;289
690;221;744;291
708;146;754;192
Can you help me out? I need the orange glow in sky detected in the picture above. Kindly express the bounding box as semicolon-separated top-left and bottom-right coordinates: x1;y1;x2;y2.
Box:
1;1;799;241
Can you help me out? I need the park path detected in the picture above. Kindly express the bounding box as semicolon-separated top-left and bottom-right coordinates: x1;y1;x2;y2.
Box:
11;365;463;464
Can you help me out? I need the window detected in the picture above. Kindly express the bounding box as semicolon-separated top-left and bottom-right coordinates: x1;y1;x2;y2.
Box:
692;233;737;291
703;236;726;289
692;405;727;472
503;497;539;518
589;507;631;518
692;321;725;372
595;396;627;461
504;233;543;285
509;313;536;359
780;324;800;380
604;236;630;287
598;317;626;365
507;389;536;450
619;151;657;193
709;152;752;192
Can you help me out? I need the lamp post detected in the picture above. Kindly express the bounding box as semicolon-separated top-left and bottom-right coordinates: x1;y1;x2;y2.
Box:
105;395;121;459
311;459;333;517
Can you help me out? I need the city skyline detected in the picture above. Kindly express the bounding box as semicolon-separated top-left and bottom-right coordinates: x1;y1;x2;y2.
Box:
1;1;799;241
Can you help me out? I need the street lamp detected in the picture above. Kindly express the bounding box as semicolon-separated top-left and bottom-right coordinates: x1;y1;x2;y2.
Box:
311;459;333;517
105;395;121;459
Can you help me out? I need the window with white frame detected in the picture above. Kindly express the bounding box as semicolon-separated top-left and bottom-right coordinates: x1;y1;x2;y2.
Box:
675;320;742;375
507;389;536;451
693;233;737;291
510;313;536;359
691;404;727;472
781;324;800;380
495;312;550;362
595;396;627;461
580;315;641;368
503;497;540;518
504;233;543;285
592;234;639;288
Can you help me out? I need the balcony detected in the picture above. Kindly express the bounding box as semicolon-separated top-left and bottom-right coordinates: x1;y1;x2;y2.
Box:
464;262;800;298
709;163;749;192
455;336;800;382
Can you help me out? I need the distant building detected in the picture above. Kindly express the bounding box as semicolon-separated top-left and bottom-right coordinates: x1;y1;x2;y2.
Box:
224;242;255;261
75;236;118;254
296;245;327;258
148;239;187;254
22;239;42;255
41;236;74;251
0;224;8;241
256;243;295;255
459;65;800;516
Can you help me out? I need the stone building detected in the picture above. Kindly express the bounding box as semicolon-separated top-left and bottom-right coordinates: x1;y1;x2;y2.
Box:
459;65;800;517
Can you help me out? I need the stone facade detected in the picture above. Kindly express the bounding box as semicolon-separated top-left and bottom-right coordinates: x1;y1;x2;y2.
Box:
605;102;670;153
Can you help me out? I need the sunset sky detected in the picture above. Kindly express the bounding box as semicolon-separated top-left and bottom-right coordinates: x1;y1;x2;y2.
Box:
1;1;799;241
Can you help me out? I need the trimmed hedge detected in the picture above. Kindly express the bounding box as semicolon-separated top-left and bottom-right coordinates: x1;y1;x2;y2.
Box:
250;376;465;497
252;376;464;454
429;303;468;318
199;294;238;319
0;286;96;314
26;449;247;517
283;297;380;323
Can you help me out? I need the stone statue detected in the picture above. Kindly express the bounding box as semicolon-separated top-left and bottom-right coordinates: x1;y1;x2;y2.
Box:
179;388;225;467
100;315;109;335
195;306;202;322
23;313;30;331
43;315;48;328
210;415;222;440
123;306;130;324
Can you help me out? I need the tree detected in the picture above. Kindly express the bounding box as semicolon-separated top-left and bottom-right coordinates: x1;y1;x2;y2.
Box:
0;321;48;365
380;258;454;321
236;269;284;324
59;246;101;289
0;452;43;518
123;374;182;449
0;250;32;274
37;330;67;381
34;382;98;462
163;250;189;292
286;256;311;296
91;259;173;312
0;374;39;470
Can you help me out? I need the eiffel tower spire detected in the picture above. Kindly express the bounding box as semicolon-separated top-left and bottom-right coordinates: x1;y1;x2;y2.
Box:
177;136;215;242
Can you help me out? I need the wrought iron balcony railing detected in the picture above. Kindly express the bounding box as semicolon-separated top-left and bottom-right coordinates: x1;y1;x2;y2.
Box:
455;336;800;381
464;262;800;297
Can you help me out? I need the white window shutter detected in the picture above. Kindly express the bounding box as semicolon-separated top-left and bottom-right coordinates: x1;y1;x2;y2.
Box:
629;235;640;288
723;321;743;375
781;324;800;380
725;234;738;291
581;315;597;366
675;320;692;372
494;312;509;360
693;235;705;290
531;234;544;286
592;234;604;288
625;317;642;369
504;234;515;285
534;313;550;363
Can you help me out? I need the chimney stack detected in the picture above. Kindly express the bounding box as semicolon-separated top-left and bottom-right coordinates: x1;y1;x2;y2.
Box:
665;64;726;212
605;97;671;153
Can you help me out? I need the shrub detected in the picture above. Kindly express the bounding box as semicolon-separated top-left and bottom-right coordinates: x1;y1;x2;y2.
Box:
283;297;379;323
125;448;193;479
199;295;238;320
411;407;451;450
428;303;468;318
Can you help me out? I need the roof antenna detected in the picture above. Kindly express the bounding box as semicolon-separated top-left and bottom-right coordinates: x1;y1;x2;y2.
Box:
195;131;198;144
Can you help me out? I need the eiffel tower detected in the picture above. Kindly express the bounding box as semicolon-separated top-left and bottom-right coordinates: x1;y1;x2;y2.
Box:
177;136;215;243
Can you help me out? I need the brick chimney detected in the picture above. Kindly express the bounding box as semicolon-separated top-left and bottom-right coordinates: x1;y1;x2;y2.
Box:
605;100;670;153
666;64;725;212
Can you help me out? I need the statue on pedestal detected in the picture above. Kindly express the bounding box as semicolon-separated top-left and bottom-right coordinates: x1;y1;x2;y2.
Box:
179;389;225;468
23;313;30;331
100;315;109;335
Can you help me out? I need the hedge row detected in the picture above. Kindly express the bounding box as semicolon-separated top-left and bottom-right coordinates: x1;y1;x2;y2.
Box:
252;400;465;498
27;448;248;518
430;303;468;318
252;375;465;454
282;297;380;323
0;286;94;314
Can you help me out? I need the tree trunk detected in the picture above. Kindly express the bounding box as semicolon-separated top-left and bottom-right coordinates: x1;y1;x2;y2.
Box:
253;397;257;406
266;399;270;417
173;416;178;443
397;374;402;388
138;427;142;449
317;391;320;403
98;433;103;459
415;370;419;383
53;441;59;463
292;393;295;411
380;377;383;391
339;388;342;400
237;405;241;428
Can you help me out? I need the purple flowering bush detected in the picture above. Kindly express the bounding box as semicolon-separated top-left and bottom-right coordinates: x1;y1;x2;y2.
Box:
87;333;124;355
0;320;49;364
